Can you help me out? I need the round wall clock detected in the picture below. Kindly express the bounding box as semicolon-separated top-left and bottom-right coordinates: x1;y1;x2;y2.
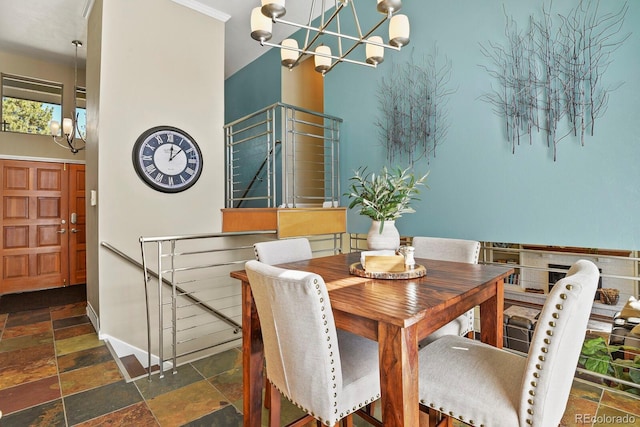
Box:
132;126;203;193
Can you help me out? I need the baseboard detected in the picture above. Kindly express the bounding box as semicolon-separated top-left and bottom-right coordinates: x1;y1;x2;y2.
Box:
86;302;100;333
99;333;171;372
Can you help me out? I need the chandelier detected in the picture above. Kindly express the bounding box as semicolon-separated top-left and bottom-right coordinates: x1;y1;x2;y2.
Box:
251;0;410;75
49;40;86;154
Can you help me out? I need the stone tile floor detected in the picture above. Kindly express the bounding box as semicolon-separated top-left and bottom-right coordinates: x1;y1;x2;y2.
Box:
0;300;638;426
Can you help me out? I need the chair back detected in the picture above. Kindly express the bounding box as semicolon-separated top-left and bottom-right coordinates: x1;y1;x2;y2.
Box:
245;260;343;424
253;238;312;265
412;236;480;264
518;259;599;426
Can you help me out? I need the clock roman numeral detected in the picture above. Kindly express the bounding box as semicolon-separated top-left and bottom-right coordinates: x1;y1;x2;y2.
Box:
185;167;195;176
166;133;174;143
142;155;152;161
155;135;164;144
145;164;157;174
154;172;164;183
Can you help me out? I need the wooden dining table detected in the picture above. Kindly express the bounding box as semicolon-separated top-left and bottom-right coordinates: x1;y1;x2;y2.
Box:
231;252;514;427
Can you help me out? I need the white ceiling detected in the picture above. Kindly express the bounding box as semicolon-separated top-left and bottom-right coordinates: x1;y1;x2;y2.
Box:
0;0;327;78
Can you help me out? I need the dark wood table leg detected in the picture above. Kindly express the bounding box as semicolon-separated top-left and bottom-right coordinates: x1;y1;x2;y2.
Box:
479;279;504;348
242;280;264;427
377;322;419;427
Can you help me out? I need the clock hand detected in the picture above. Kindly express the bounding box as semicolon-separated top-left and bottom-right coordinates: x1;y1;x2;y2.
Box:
169;147;183;161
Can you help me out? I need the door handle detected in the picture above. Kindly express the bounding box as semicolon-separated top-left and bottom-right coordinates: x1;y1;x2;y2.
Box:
71;228;78;233
57;229;66;234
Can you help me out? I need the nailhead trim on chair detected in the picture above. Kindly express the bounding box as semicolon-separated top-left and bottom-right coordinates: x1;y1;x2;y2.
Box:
268;278;380;427
522;285;573;426
421;282;579;427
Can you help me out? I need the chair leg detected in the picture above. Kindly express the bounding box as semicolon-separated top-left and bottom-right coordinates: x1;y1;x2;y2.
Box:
365;401;376;416
284;414;316;427
417;406;449;427
418;408;431;427
341;415;354;427
437;415;453;427
264;376;271;409
268;382;281;427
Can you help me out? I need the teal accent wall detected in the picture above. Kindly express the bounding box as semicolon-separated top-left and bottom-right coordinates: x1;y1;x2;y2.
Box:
225;48;281;124
226;0;640;250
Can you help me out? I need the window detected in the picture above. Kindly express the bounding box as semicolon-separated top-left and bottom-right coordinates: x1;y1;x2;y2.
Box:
75;86;86;140
1;73;63;135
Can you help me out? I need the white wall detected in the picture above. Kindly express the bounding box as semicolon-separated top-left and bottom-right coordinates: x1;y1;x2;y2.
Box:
88;0;225;351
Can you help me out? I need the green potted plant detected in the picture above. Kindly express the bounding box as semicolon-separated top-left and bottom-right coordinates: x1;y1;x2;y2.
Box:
579;336;640;395
345;166;428;250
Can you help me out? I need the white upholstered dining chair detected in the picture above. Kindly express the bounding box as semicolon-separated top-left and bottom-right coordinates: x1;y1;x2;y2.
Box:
418;259;600;427
245;260;381;427
253;237;313;265
412;236;481;343
253;237;314;412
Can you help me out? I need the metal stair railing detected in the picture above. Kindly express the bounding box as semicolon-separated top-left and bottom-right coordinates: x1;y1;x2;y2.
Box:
101;241;240;332
137;231;278;379
225;102;342;209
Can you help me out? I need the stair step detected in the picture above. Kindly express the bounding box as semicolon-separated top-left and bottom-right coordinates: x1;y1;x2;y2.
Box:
119;354;159;379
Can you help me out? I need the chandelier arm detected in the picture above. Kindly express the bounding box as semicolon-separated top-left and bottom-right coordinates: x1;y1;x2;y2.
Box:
74;112;87;143
262;41;376;68
275;17;400;52
66;137;84;154
336;2;342;57
349;0;364;40
52;137;71;149
302;0;316;61
280;0;346;56
359;13;389;41
321;14;395;74
51;135;84;153
324;11;396;75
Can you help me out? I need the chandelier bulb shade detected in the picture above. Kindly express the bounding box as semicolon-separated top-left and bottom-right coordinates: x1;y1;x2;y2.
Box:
314;45;332;73
251;7;272;42
389;14;410;47
62;118;74;135
377;0;402;14
280;39;299;67
366;36;385;65
261;0;286;19
50;39;86;154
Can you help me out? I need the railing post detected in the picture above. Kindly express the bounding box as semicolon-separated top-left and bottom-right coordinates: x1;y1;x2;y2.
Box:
139;238;153;381
170;239;178;375
157;241;164;379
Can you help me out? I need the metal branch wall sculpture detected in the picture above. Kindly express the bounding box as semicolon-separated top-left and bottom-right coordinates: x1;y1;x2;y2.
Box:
480;1;629;161
375;47;455;166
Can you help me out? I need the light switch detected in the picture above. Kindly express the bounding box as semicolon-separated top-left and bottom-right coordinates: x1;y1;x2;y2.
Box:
90;190;97;206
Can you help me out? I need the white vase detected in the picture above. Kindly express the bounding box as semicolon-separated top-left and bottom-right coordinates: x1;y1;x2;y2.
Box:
367;220;400;251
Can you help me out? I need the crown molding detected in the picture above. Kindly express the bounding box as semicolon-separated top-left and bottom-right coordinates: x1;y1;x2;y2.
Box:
82;0;95;19
171;0;231;22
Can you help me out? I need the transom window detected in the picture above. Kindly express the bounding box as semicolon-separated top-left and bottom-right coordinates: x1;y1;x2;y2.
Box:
75;86;86;140
1;73;63;135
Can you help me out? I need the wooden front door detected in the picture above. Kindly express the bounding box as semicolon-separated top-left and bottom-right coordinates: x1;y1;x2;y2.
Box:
68;164;86;285
0;160;85;294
